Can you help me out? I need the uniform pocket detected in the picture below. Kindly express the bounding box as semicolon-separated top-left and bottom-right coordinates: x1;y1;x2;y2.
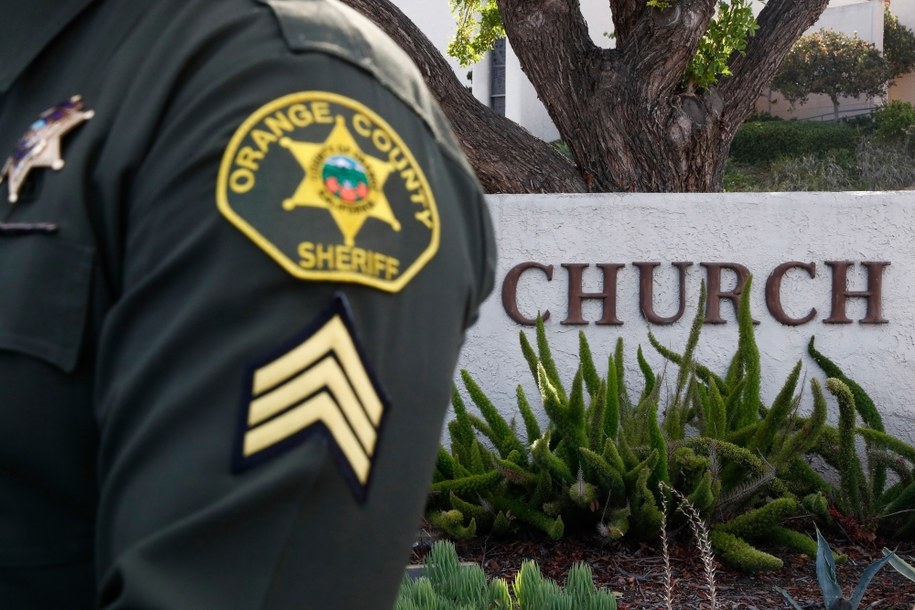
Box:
0;235;94;372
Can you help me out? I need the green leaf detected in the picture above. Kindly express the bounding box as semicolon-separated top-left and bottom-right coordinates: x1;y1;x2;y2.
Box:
636;345;656;401
774;586;805;610
883;548;915;583
850;553;893;609
815;528;843;608
516;384;542;446
579;331;600;398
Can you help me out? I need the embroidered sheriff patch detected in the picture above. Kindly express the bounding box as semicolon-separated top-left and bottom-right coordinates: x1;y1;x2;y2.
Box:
217;92;439;292
233;296;388;502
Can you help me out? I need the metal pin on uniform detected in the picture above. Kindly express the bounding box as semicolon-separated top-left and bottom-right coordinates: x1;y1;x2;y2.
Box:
0;95;94;203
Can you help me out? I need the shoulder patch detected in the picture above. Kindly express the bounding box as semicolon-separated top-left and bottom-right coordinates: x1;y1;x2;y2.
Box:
217;91;439;292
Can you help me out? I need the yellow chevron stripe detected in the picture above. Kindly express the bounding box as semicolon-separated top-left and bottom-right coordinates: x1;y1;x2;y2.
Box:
248;355;376;453
244;391;371;484
252;315;383;425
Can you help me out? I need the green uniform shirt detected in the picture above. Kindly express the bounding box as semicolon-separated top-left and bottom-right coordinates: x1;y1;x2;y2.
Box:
0;1;495;607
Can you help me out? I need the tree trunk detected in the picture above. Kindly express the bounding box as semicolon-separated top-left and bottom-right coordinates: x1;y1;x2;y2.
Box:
345;0;830;193
496;0;831;192
339;0;587;194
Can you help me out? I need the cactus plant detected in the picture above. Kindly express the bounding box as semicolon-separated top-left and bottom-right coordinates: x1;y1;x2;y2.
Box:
397;541;617;610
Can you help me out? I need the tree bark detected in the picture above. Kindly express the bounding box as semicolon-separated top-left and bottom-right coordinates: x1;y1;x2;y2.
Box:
340;0;587;193
344;0;830;193
496;0;830;192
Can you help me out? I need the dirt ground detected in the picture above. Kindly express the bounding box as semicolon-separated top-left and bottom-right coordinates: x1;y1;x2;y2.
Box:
411;528;915;609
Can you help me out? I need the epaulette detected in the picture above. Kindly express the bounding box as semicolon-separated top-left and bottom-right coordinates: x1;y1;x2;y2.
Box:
256;0;464;163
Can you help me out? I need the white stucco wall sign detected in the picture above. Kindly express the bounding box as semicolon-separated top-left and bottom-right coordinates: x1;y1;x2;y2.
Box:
457;192;915;445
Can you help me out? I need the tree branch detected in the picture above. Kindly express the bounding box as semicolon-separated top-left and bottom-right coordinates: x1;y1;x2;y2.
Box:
339;0;587;193
497;0;601;116
620;0;717;99
719;0;829;129
609;0;644;43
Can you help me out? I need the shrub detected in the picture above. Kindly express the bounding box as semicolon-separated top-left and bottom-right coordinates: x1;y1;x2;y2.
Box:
730;120;858;164
856;138;915;190
807;339;915;539
873;101;915;143
430;280;825;572
761;153;857;191
397;540;618;610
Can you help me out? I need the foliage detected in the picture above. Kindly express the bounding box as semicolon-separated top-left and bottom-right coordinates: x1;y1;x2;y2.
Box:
725;120;915;191
396;540;617;610
883;548;915;584
762;153;858;191
771;29;890;119
776;529;898;610
513;557;618;610
430;279;828;572
447;0;504;67
884;6;915;80
685;0;759;90
873;100;915;142
807;339;915;539
448;0;760;90
729;119;858;164
397;540;510;610
855;137;915;189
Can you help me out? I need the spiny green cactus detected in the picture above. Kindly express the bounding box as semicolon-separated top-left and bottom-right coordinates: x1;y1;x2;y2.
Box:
516;385;542;446
773;378;828;466
709;529;784;572
396;541;513;610
709;498;812;572
514;558;617;610
752;360;802;454
732;276;762;431
461;369;527;462
431;276;915;569
828;378;867;517
428;510;477;540
431;470;501;496
490;496;564;540
809;338;884;432
804;343;915;538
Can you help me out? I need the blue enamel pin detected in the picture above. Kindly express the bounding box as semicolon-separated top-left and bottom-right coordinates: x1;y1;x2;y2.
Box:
1;95;94;203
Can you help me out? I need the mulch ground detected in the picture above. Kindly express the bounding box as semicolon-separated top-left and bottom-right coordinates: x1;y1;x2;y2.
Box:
411;528;915;609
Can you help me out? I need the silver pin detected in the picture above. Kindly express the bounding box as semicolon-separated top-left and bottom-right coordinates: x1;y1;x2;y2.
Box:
1;95;94;203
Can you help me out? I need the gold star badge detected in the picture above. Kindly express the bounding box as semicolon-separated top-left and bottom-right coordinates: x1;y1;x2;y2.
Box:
280;115;401;246
1;96;94;203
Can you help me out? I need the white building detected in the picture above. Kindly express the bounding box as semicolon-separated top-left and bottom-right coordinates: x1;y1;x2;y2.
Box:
393;0;915;138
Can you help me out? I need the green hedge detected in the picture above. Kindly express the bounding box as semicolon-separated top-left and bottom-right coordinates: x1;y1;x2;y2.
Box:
874;101;915;141
730;120;858;164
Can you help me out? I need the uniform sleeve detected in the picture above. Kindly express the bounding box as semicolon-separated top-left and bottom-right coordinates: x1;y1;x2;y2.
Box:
91;5;494;609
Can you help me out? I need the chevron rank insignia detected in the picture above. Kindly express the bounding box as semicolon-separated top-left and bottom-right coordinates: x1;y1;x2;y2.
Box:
217;91;439;293
233;296;388;502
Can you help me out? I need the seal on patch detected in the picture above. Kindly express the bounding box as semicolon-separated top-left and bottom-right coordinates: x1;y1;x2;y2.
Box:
217;92;439;293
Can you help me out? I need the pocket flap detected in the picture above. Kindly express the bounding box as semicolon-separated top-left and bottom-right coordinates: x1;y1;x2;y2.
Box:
0;235;94;372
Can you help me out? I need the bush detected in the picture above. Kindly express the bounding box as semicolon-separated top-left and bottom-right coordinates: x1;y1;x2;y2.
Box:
730;120;858;164
873;101;915;142
430;280;829;572
856;137;915;189
761;153;857;192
